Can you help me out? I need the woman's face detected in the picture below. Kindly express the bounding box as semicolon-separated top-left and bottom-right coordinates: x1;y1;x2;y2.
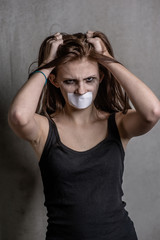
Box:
52;57;102;109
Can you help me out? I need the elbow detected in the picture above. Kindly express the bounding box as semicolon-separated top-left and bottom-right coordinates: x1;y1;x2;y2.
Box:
153;105;160;121
146;104;160;124
8;108;29;127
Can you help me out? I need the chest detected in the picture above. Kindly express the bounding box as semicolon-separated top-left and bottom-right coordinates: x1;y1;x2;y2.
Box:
57;121;108;152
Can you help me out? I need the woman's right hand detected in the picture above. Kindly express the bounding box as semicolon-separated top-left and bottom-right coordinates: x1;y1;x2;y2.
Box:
43;32;63;65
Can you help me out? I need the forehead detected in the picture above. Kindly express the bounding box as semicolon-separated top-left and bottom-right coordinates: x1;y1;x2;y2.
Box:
57;58;99;78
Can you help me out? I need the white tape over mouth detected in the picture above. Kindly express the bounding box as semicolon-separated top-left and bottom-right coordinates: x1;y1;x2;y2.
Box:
67;92;93;109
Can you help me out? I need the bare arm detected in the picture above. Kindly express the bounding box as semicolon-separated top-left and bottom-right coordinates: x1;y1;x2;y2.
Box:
103;61;160;138
8;68;52;125
87;31;160;139
8;68;52;142
8;33;63;143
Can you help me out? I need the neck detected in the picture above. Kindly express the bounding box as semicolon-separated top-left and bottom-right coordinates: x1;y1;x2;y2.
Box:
63;103;98;125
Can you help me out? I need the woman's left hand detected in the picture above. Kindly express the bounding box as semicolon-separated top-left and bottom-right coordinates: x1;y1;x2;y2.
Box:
86;30;112;57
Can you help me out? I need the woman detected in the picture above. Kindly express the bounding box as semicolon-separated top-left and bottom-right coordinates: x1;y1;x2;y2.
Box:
8;30;160;240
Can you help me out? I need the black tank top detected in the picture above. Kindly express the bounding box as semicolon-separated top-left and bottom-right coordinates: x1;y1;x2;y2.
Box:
39;112;138;240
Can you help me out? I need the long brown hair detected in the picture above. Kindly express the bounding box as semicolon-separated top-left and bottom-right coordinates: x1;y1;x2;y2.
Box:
29;31;131;119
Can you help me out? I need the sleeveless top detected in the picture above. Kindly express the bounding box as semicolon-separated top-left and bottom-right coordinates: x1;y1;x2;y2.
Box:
39;112;138;240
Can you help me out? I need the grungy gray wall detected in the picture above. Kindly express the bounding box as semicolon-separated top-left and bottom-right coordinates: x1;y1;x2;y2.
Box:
1;0;160;239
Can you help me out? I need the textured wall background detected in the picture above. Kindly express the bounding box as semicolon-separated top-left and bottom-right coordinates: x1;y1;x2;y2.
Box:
0;0;160;239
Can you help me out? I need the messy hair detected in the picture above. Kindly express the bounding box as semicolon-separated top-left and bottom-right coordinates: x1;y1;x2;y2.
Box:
28;31;131;119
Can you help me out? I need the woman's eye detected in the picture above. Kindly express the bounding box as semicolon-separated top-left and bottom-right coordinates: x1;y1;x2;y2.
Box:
64;80;75;84
86;77;95;82
64;77;95;84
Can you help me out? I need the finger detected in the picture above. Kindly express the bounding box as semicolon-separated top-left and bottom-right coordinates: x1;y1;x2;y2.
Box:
56;34;63;40
86;30;94;34
86;30;94;37
86;37;95;44
46;33;62;43
54;32;61;36
54;32;62;38
46;39;56;45
56;39;63;45
47;37;55;43
87;36;101;43
47;35;63;44
46;38;57;46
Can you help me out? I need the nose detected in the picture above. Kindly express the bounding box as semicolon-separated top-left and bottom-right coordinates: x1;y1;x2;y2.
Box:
75;82;86;95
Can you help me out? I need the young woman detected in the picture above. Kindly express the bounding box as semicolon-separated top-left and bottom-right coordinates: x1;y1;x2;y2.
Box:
8;30;160;240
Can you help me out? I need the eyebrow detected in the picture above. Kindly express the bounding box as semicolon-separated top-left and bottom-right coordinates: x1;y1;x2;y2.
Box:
62;75;98;80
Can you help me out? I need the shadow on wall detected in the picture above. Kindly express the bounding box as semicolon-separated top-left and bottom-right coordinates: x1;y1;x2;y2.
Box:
0;103;39;240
